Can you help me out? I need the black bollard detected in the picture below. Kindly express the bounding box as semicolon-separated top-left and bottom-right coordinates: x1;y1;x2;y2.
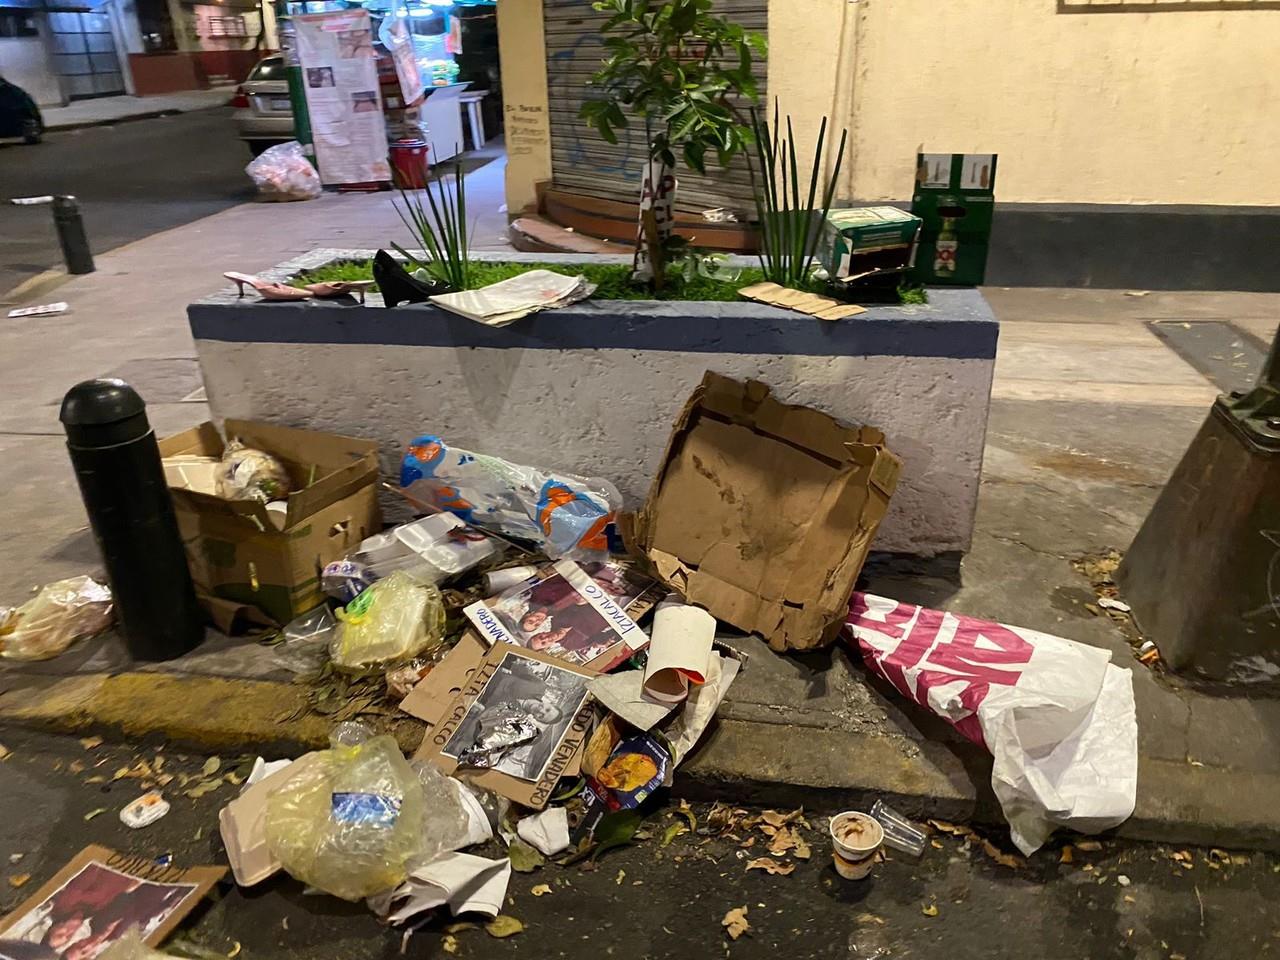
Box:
60;379;204;661
52;195;94;275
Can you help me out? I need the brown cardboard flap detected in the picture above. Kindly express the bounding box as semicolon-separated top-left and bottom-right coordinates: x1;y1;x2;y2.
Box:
634;372;902;652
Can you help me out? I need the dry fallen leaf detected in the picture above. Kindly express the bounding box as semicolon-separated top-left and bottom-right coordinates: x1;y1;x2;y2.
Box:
767;826;800;856
85;776;106;784
615;869;626;886
1171;850;1192;862
793;836;811;860
443;923;478;934
722;906;750;940
981;838;1026;870
921;901;939;918
185;779;222;800
662;822;688;847
79;737;103;750
226;942;242;958
760;809;802;829
531;884;552;897
856;913;885;926
202;756;222;777
8;874;31;889
746;857;795;876
1060;846;1074;864
84;807;108;821
485;915;524;939
1076;840;1103;853
441;935;458;954
67;760;86;775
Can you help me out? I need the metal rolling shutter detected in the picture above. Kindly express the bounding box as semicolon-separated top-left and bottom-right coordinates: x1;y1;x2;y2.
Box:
543;0;767;217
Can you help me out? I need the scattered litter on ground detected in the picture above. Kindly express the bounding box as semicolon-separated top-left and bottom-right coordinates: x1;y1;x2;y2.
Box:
483;915;524;939
530;883;552;897
121;792;171;829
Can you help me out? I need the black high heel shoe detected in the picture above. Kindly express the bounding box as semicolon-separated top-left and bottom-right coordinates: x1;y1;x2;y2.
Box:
372;249;449;307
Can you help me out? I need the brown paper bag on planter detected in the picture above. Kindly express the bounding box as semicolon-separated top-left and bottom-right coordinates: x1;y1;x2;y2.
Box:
159;420;381;625
631;372;901;652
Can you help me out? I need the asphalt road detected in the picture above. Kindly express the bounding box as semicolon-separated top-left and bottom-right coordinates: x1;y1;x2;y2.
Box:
0;108;253;300
0;726;1276;960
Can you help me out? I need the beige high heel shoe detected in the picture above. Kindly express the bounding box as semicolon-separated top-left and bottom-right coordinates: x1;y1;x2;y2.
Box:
224;271;312;301
305;280;376;304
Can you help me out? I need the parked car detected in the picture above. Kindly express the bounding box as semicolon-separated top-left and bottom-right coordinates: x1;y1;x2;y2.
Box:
0;74;43;144
231;55;294;155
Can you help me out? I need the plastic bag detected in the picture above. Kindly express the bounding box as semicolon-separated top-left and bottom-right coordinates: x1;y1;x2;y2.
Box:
329;571;446;672
0;576;113;661
216;440;292;503
846;592;1138;855
272;605;338;675
246;140;322;202
322;559;377;603
400;435;619;560
408;761;474;867
265;728;424;900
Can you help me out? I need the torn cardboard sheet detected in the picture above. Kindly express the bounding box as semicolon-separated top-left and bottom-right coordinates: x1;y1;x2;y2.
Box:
369;853;511;922
465;559;660;671
586;669;678;731
632;371;901;652
642;596;715;703
738;281;867;321
0;846;225;951
846;592;1138;855
415;644;595;809
516;807;571;856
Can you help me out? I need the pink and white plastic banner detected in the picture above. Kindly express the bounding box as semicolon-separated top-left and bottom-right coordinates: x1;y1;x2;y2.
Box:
846;592;1138;854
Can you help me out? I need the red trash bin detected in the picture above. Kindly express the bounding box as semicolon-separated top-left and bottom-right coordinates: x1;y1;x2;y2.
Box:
389;139;430;190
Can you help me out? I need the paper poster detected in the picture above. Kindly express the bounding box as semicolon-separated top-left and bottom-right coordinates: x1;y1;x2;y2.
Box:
294;11;390;185
633;159;677;281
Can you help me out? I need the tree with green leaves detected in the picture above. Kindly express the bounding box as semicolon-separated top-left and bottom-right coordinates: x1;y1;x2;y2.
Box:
580;0;765;288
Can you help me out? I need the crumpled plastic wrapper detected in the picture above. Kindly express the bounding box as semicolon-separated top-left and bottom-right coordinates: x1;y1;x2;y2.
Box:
245;140;322;202
265;727;424;901
456;714;539;770
0;575;113;661
329;571;447;672
216;439;292;504
385;658;433;700
845;592;1138;855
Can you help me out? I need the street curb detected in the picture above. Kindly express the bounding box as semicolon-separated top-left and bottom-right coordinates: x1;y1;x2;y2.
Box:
1;269;68;307
3;670;1277;852
45;103;228;134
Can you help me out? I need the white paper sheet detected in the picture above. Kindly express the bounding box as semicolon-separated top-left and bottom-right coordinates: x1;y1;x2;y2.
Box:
373;853;512;923
515;807;570;856
588;669;678;731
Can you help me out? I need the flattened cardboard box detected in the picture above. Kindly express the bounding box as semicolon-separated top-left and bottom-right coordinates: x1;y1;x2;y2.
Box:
159;420;381;625
413;642;594;810
632;372;901;652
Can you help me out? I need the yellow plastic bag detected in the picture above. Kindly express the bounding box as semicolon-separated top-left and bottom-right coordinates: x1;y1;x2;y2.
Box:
0;576;113;661
329;571;446;672
265;730;424;900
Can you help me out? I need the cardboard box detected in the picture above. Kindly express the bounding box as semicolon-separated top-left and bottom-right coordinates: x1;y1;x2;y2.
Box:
911;152;998;285
818;206;922;282
631;372;902;652
159;420;382;625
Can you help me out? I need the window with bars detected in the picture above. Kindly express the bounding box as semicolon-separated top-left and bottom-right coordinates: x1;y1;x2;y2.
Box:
206;14;247;37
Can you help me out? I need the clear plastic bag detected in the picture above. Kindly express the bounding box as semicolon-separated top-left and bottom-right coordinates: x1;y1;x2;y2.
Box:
400;435;619;560
407;761;474;867
0;576;113;661
245;141;322;202
273;605;338;675
216;440;292;503
329;571;446;672
264;729;425;900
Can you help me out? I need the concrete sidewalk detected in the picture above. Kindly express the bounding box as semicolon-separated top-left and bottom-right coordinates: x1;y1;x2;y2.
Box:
2;153;1280;849
41;88;232;131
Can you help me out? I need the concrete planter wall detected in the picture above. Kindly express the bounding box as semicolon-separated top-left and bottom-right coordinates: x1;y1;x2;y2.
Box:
187;250;999;557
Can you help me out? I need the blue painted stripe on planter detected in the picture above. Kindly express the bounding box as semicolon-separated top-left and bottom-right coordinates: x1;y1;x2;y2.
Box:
187;291;998;361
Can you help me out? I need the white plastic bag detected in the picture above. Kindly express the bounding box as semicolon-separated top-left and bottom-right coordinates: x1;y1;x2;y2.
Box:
845;592;1138;855
246;141;322;202
0;576;113;661
329;571;446;672
400;435;619;560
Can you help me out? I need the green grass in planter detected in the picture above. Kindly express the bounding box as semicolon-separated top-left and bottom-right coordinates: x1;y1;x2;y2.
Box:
287;259;926;305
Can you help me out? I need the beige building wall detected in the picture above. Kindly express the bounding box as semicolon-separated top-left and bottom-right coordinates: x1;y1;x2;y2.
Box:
809;0;1280;206
497;0;553;216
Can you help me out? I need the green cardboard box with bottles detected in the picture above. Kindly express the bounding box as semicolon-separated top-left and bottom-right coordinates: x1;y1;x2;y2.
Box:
911;153;998;286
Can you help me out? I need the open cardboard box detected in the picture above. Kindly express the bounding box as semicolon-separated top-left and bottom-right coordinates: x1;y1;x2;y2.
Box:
159;420;381;625
630;372;902;652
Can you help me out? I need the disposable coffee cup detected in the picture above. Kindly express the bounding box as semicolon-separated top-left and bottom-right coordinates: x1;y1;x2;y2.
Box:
830;811;883;880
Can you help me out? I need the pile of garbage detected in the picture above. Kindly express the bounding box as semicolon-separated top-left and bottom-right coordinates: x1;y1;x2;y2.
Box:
0;370;1142;953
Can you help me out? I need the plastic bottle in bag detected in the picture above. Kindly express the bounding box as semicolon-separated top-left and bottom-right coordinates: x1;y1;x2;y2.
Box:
329;571;446;672
264;728;424;900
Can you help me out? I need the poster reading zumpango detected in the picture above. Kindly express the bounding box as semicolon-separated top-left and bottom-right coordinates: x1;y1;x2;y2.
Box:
294;10;390;186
